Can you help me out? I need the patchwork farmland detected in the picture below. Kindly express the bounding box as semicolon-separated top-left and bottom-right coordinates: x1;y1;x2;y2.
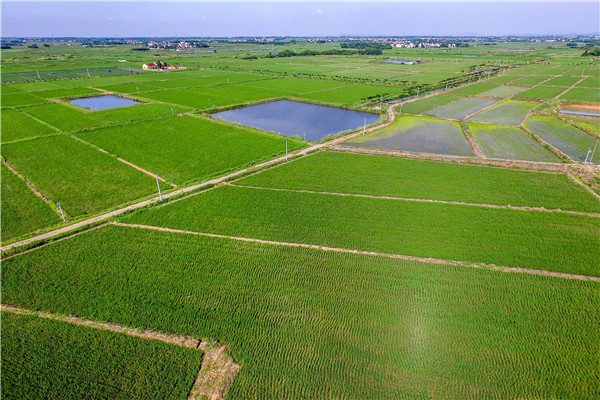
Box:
1;37;599;400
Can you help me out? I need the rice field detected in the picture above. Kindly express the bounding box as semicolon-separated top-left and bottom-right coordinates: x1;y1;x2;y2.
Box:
1;108;57;143
468;100;537;125
1;135;163;216
560;88;600;103
124;184;600;276
347;115;473;156
525;116;600;164
469;123;559;162
239;151;599;212
400;94;458;115
2;224;598;399
428;97;496;120
476;85;527;98
1;164;61;241
543;76;583;87
1;312;202;400
513;86;565;100
76;115;307;185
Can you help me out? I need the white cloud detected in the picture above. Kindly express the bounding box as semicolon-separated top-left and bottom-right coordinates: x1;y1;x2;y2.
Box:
314;8;324;15
201;16;208;22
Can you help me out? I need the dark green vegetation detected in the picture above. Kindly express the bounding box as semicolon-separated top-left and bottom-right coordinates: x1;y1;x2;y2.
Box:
1;135;162;216
1;164;60;241
125;184;599;276
3;224;598;399
1;312;202;400
1;109;57;143
347;115;473;156
469;123;559;162
560;88;600;103
76;116;305;185
240;152;588;210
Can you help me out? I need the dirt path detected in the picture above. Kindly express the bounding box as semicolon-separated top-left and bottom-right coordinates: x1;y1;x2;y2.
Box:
2;160;55;204
229;183;600;217
112;222;600;282
0;304;240;400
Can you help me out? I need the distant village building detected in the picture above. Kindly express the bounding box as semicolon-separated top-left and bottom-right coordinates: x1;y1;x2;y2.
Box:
142;61;181;71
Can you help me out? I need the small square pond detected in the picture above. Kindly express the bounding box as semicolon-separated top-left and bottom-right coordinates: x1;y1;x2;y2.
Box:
69;95;140;110
211;100;379;142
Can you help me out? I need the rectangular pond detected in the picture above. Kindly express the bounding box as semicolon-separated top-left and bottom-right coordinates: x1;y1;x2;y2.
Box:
211;100;379;142
69;95;141;110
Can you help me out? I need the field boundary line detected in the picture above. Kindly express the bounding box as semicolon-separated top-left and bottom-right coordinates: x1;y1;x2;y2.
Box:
519;125;574;162
1;160;57;207
111;222;600;281
568;174;600;200
18;109;62;132
229;183;600;217
553;77;588;99
564;119;600;140
0;304;240;400
459;121;486;158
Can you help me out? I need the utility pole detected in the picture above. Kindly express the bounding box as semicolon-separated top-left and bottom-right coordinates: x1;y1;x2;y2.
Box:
37;71;41;81
156;175;163;201
363;118;366;135
585;148;592;163
87;68;91;78
171;107;174;115
416;87;420;99
303;132;306;142
56;202;65;222
379;95;382;109
285;140;288;160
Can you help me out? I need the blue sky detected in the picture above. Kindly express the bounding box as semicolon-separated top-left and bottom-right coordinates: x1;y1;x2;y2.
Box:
2;1;598;37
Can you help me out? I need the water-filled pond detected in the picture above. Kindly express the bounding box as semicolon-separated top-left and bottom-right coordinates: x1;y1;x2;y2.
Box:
211;100;379;141
69;95;140;110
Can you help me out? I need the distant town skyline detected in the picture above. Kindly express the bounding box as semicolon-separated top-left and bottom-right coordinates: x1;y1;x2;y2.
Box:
2;2;598;37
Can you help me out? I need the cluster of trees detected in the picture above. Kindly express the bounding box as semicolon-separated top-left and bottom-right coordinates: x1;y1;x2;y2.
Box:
340;41;391;50
582;47;600;56
264;47;383;58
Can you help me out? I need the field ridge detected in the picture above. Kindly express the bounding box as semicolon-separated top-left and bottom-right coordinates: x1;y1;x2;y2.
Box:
1;303;240;400
112;222;600;281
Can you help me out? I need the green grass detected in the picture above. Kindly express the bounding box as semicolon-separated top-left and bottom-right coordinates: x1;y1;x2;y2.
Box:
76;116;306;185
34;87;102;99
1;108;57;143
124;185;600;276
468;100;537;125
476;85;527;98
239;152;597;212
513;86;565;100
510;76;551;86
2;224;598;399
428;97;496;120
559;88;600;103
400;94;458;114
1;93;47;107
348;115;473;156
577;76;600;89
543;76;582;87
1;135;162;216
525;116;599;164
23;103;184;132
568;118;600;135
469;123;559;162
1;164;61;241
1;312;202;400
449;83;497;96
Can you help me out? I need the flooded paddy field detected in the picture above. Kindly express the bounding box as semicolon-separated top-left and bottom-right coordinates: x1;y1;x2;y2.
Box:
469;123;559;162
346;115;473;156
428;97;496;120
